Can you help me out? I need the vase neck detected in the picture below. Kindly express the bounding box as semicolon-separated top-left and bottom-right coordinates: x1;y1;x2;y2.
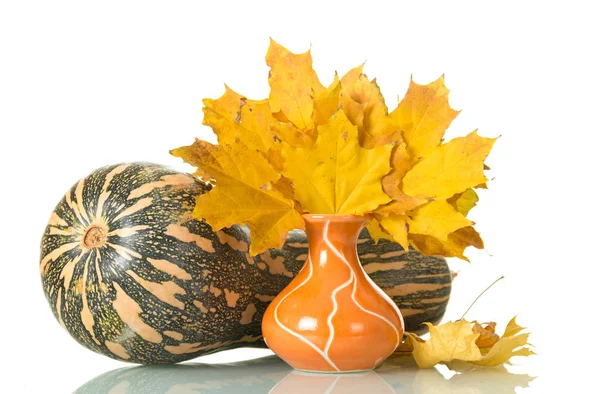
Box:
303;214;369;269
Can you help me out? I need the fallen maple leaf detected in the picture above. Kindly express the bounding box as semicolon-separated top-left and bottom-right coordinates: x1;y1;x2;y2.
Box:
404;317;534;368
473;321;500;348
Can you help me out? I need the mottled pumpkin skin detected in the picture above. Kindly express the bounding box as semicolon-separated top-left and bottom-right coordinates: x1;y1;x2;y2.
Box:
41;162;451;364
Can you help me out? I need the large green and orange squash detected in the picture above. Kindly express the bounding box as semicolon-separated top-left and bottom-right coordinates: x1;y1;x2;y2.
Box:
40;163;452;364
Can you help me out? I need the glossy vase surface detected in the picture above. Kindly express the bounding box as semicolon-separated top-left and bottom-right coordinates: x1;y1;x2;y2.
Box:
262;214;404;373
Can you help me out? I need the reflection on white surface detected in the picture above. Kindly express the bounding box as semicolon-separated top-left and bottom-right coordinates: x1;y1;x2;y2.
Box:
270;370;394;393
75;355;535;394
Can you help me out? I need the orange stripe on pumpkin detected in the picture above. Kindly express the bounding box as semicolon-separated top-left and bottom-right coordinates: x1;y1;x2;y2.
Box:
48;212;69;227
112;282;163;344
127;174;195;200
165;224;215;253
40;242;79;274
106;243;142;260
96;164;129;219
80;253;100;345
126;270;186;310
112;198;153;222
56;287;66;330
105;341;131;360
107;225;150;238
75;178;91;225
146;258;192;281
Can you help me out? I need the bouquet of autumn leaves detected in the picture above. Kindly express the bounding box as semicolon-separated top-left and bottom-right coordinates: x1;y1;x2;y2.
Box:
171;40;534;368
172;39;494;259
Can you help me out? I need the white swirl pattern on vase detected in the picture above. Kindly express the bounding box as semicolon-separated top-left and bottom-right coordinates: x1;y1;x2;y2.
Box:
322;221;402;358
273;255;340;371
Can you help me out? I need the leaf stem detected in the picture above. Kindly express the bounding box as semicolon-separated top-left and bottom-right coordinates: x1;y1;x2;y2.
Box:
460;276;504;320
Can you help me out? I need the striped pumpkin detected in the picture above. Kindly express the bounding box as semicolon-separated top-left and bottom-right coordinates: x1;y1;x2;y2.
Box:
40;162;451;364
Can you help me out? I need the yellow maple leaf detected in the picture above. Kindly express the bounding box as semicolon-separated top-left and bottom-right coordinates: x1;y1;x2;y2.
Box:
171;139;303;255
375;197;430;217
405;317;534;368
339;64;365;125
266;38;325;130
408;200;473;241
270;119;316;148
341;72;406;148
378;214;409;250
396;75;460;158
382;142;413;198
271;176;295;201
173;41;497;261
410;226;484;261
473;321;500;349
472;317;535;366
375;200;472;254
264;146;285;172
448;188;479;216
380;142;429;215
365;219;395;243
202;86;274;152
340;63;364;88
313;74;341;126
281;109;392;214
403;131;496;199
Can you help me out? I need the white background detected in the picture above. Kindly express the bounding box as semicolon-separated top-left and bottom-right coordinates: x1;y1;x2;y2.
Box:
1;1;598;392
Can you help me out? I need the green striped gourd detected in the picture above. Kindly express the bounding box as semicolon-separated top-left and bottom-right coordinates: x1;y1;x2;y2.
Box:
40;162;451;364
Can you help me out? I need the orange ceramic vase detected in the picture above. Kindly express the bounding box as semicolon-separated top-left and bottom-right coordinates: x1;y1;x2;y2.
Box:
262;214;404;373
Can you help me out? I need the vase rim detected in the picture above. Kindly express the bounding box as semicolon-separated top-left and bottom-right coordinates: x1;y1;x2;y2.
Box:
302;213;371;223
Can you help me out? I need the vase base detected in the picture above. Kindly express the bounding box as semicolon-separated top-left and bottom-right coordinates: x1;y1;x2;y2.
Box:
294;368;373;375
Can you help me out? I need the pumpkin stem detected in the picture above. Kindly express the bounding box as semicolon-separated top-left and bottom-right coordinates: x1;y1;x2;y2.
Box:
83;225;107;249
